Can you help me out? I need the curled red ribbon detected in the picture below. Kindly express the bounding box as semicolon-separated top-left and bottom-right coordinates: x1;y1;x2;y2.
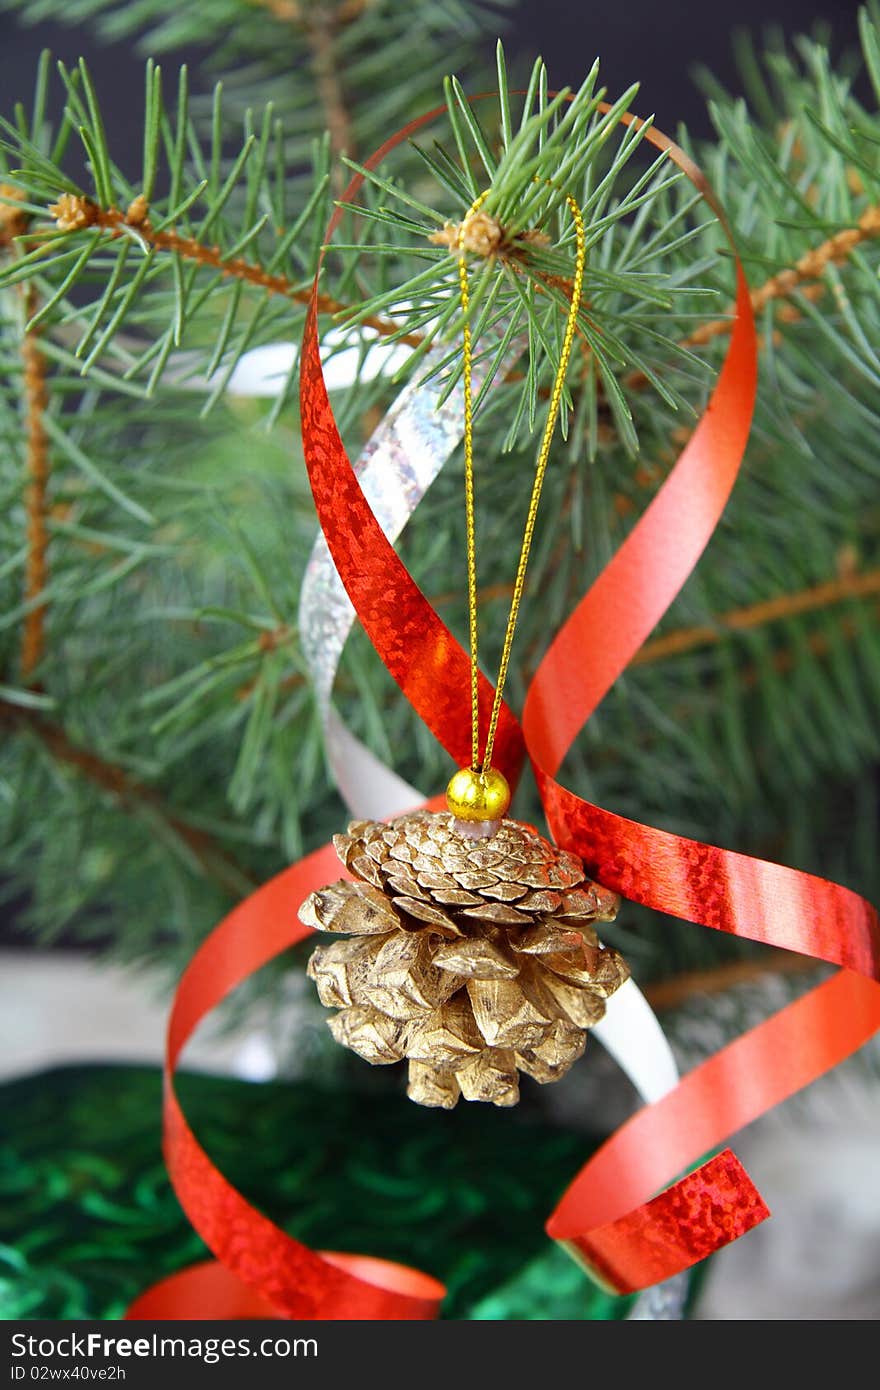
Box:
131;96;880;1318
128;844;445;1320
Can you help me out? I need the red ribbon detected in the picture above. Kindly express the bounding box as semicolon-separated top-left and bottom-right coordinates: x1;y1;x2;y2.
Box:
130;97;880;1318
128;844;445;1320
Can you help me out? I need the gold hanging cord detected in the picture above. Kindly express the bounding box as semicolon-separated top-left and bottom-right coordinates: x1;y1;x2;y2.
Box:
457;185;586;774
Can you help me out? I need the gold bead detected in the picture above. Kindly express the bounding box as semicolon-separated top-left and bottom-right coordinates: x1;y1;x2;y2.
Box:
446;766;511;823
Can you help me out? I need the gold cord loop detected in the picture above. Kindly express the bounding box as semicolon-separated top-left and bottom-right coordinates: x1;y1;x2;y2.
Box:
457;185;586;776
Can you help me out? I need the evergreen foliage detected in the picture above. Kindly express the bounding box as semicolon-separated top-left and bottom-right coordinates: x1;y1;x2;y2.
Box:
1;0;878;987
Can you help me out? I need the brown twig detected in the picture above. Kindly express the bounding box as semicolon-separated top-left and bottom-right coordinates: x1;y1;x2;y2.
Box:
251;565;880;696
43;180;880;411
632;567;880;668
254;0;370;29
234;625;302;700
431;565;880;678
0;184;28;247
254;0;303;18
0;700;256;898
625;202;880;392
244;564;880;716
305;8;357;169
252;1;365;171
49;194;423;347
19;284;50;680
704;203;880;344
739;607;876;687
431;217;590;358
644;952;817;1011
3;187;51;680
45;207;875;704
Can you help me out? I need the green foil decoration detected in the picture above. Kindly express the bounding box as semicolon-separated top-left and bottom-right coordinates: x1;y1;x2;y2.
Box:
0;1065;649;1320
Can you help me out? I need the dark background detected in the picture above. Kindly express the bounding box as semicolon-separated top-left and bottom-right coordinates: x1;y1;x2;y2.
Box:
0;0;867;948
0;1;867;144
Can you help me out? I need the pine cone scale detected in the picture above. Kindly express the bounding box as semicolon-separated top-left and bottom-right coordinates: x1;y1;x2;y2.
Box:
432;938;519;980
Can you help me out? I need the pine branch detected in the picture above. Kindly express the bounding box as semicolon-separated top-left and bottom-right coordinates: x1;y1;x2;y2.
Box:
434;194;880;429
0;698;255;898
2;50;702;436
1;5;879;975
335;55;731;457
0;0;515;220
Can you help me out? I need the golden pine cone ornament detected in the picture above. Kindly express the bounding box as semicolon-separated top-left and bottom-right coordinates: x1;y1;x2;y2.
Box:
301;810;629;1109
